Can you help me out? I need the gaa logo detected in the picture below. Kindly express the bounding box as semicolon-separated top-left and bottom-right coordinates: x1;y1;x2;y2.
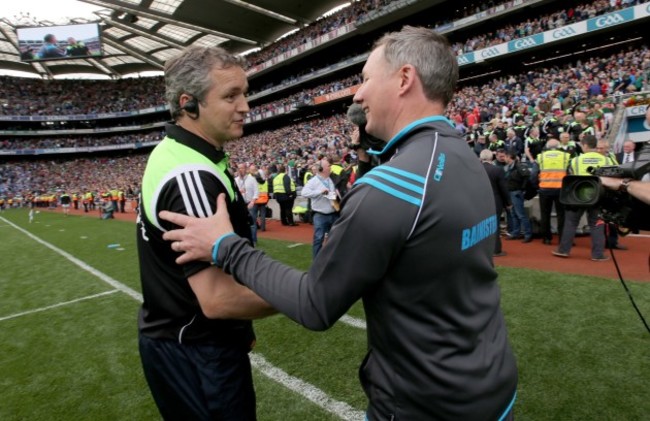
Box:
595;13;625;28
480;47;500;59
457;55;471;65
513;37;538;50
552;27;577;39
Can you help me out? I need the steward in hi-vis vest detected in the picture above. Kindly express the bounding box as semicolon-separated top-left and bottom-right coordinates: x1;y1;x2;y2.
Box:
272;165;297;225
536;139;570;244
255;179;269;205
569;150;607;176
538;148;570;190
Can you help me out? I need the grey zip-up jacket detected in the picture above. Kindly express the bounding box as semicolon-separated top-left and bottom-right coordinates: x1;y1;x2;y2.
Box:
216;118;518;420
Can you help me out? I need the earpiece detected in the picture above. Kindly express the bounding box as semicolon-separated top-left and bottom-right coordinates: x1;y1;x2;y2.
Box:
183;98;199;114
318;163;324;172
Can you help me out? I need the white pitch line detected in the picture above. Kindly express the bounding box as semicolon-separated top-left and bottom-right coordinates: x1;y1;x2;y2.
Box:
251;353;365;421
0;290;119;322
0;215;363;421
0;216;142;302
340;315;366;330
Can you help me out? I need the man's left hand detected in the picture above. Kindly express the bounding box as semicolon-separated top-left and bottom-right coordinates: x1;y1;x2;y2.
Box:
160;193;234;265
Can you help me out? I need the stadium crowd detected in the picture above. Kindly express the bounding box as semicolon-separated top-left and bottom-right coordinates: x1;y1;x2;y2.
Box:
207;0;650;108
247;74;363;119
0;153;146;207
242;0;396;68
0;76;165;117
0;130;163;150
2;45;648;152
1;0;645;120
449;0;644;55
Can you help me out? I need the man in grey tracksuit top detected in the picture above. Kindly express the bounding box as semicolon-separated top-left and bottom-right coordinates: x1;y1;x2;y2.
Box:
162;27;518;420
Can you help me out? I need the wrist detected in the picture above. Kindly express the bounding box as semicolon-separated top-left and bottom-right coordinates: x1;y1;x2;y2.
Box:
619;178;632;193
211;232;236;266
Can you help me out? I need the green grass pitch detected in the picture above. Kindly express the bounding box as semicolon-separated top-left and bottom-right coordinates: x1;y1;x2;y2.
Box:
0;208;648;420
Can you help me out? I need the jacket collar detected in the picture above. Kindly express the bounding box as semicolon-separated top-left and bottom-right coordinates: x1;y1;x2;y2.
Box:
368;115;455;156
165;123;226;165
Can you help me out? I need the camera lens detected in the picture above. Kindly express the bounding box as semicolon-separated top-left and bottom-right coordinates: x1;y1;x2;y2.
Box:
573;179;598;203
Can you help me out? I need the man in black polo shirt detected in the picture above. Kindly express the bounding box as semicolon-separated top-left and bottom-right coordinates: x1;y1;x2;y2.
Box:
137;46;273;420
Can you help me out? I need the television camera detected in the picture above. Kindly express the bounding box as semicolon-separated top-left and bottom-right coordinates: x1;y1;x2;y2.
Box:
559;142;650;233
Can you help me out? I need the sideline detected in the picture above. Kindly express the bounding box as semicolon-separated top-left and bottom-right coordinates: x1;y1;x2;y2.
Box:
0;215;366;421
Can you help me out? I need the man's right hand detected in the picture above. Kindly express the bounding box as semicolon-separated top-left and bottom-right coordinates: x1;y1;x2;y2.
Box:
160;193;234;265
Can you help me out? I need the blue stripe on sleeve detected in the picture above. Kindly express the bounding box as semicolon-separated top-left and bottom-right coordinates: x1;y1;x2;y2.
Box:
366;172;424;195
373;166;426;184
356;178;422;206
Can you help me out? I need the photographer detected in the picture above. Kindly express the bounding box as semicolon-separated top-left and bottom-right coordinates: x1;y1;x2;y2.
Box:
300;159;339;257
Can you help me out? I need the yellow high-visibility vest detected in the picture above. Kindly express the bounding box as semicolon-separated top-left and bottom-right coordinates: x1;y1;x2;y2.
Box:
272;173;295;194
569;152;607;176
538;149;570;189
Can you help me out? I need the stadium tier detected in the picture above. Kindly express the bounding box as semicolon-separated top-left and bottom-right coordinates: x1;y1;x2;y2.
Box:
1;0;649;199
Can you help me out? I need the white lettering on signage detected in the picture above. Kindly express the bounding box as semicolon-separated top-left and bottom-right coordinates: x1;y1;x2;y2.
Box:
552;27;577;39
595;14;625;28
480;48;500;59
514;37;537;49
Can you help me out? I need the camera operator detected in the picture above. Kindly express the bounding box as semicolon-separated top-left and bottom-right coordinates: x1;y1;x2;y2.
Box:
596;139;626;250
553;134;609;261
